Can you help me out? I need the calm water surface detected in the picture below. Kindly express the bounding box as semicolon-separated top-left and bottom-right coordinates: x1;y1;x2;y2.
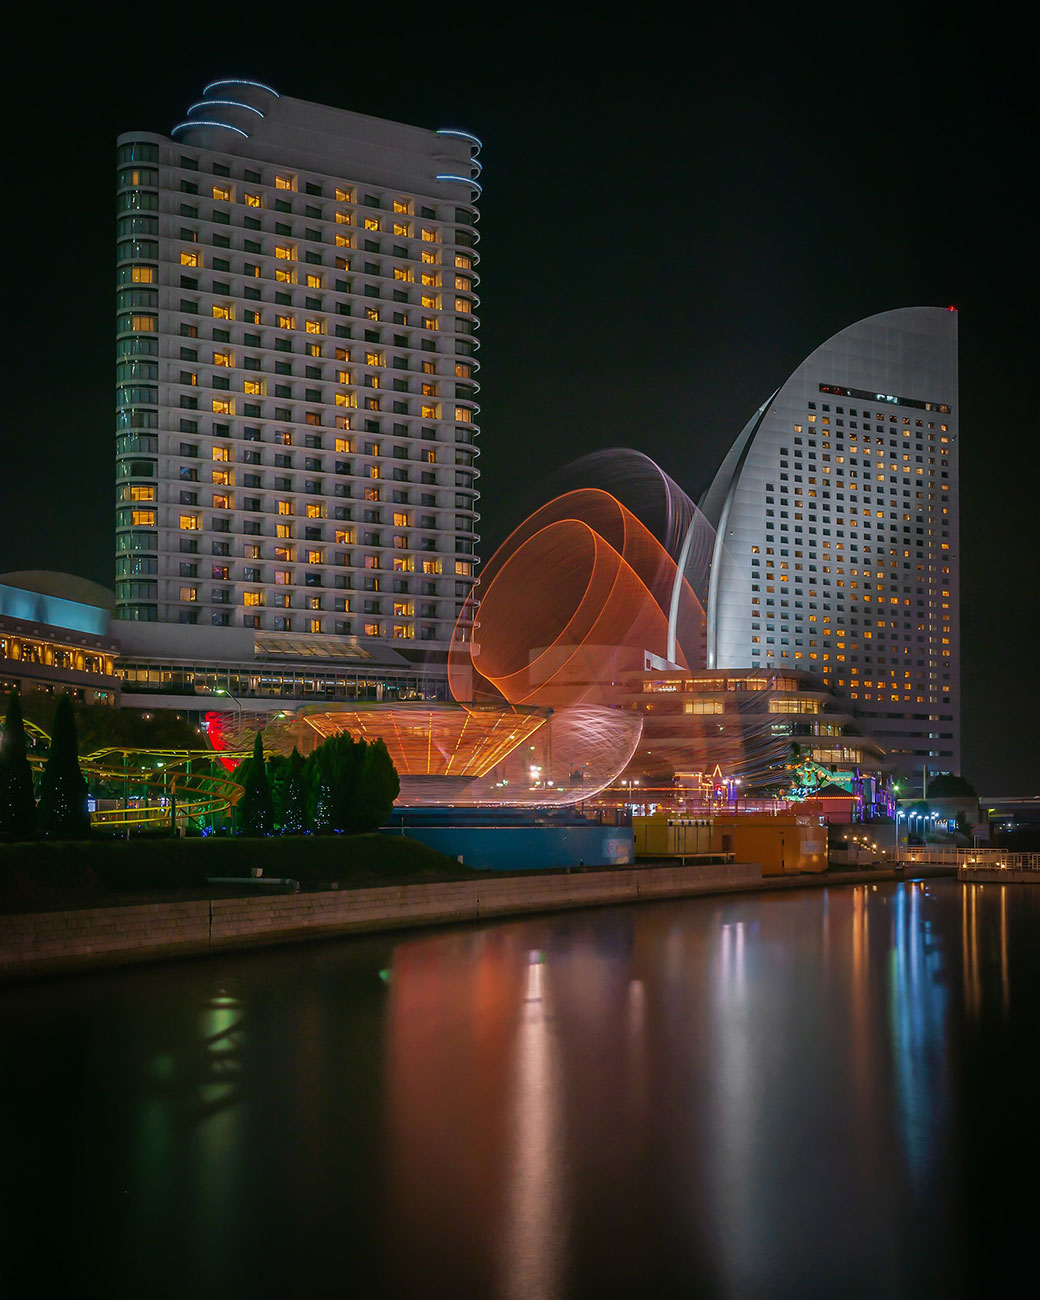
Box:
3;877;1039;1299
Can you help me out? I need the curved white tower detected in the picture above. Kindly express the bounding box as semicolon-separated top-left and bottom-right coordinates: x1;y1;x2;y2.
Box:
702;307;960;777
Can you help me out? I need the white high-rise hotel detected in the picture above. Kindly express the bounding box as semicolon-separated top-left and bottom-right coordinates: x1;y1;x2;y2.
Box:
115;80;481;653
703;307;960;776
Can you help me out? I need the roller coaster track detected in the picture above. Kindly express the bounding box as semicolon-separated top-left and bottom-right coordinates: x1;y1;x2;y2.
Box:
17;725;253;827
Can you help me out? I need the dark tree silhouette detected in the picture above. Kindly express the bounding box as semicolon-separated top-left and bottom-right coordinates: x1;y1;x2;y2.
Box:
37;694;91;837
0;691;37;836
239;731;273;836
282;747;307;835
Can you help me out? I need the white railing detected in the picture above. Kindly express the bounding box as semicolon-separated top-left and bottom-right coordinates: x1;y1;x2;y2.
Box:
891;846;1040;872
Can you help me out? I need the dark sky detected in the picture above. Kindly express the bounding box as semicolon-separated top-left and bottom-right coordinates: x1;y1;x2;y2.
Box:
3;18;1036;791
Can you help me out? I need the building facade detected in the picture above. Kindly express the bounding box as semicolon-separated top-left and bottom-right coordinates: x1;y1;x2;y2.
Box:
701;307;959;777
0;572;120;705
115;80;481;659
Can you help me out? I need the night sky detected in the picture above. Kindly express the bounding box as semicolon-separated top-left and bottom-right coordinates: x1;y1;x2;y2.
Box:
3;19;1036;791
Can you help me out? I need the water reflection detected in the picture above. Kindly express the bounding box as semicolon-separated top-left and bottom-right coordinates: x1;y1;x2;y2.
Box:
3;879;1039;1297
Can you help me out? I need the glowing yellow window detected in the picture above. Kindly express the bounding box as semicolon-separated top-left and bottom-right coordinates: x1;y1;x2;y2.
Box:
275;570;292;585
306;273;322;289
393;535;407;549
393;624;414;639
180;586;197;602
366;306;380;322
276;314;295;331
243;379;264;396
275;175;295;191
213;351;232;367
393;602;414;617
243;591;263;606
454;298;472;313
422;317;439;331
275;267;295;284
455;561;473;576
278;500;293;516
212;446;230;462
393;557;412;572
306;549;324;564
393;267;411;281
422;560;442;575
421;404;439;420
455;254;472;269
245;192;261;207
212;398;234;415
393;512;409;527
305;319;324;335
181;250;200;267
305;503;324;518
179;514;199;530
455;276;472;292
421;228;437;242
454;407;472;423
336;393;356;410
276;523;292;539
335;187;352;202
128;485;155;501
212;185;230;202
130;508;155;525
212;304;232;320
393;199;409;214
275;245;295;260
211;468;231;485
365;351;384;367
335;438;352;454
421;294;440;309
335;528;356;544
130;265;156;283
425;449;436;464
421;272;438;287
364;623;380;636
212;493;231;509
335;233;350;247
421;250;436;265
364;217;380;232
307;342;322;357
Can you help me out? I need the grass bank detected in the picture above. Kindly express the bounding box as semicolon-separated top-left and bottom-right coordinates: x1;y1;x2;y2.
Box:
0;834;474;910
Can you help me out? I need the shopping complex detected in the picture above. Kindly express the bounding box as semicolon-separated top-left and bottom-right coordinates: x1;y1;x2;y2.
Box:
1;87;960;841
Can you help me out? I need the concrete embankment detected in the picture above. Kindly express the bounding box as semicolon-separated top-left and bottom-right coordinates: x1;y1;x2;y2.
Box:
0;862;954;983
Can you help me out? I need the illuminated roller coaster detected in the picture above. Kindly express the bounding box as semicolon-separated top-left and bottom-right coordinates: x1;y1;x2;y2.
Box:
22;720;248;828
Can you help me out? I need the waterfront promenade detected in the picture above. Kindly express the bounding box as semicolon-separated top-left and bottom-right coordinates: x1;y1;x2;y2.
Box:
0;860;956;982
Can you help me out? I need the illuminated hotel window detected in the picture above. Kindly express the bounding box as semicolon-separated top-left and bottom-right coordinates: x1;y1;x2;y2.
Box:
179;514;199;530
130;508;155;525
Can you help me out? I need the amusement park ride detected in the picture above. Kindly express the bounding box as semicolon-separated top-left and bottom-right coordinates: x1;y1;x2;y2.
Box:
21;718;249;830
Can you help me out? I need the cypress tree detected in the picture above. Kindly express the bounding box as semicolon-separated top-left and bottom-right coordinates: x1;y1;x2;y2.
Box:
356;738;400;832
37;694;91;837
239;731;273;836
282;747;306;835
0;691;37;836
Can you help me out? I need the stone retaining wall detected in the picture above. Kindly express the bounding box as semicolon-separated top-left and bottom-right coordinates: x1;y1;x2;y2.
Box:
2;862;954;982
1;862;761;980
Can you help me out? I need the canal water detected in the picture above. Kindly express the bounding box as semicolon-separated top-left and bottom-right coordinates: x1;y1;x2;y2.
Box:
2;877;1039;1298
